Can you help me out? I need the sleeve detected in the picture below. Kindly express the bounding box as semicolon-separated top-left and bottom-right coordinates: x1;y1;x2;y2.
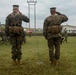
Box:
21;14;29;22
60;14;68;23
43;18;48;39
5;16;10;36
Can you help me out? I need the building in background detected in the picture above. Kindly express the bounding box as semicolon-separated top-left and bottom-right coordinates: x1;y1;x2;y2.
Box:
62;25;76;33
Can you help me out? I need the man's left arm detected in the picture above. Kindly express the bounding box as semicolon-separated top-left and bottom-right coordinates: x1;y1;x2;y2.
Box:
43;19;48;39
5;16;10;36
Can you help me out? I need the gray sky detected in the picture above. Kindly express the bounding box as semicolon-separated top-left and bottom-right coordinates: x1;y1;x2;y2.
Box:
0;0;76;28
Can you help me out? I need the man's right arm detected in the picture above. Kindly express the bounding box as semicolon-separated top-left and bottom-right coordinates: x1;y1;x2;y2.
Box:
21;14;29;22
56;11;68;23
60;14;68;23
19;12;29;23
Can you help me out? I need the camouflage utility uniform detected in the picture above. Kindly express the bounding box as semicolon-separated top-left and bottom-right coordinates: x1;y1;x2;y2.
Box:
43;11;68;64
64;28;68;43
5;12;29;61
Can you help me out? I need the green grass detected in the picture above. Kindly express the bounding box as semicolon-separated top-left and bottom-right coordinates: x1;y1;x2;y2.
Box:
0;36;76;75
0;26;5;30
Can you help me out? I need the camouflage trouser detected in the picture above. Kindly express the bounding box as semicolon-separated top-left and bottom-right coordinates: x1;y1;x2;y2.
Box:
64;36;67;43
10;33;23;60
47;37;60;61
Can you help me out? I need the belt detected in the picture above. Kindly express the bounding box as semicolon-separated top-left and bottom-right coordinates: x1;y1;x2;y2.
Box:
10;24;21;26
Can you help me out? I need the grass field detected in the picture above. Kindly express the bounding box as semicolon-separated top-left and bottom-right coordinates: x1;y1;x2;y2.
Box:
0;36;76;75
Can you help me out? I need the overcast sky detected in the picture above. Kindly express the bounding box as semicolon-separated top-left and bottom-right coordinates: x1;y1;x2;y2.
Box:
0;0;76;28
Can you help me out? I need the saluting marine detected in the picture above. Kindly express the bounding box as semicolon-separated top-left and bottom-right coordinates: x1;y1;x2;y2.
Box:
43;7;68;66
5;5;29;65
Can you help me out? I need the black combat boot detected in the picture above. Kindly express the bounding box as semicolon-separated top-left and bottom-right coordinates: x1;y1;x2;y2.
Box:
17;59;22;65
54;59;59;66
12;60;17;66
50;59;55;65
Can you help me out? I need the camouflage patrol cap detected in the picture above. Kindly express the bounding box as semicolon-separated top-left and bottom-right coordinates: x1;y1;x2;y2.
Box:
50;7;56;11
13;5;19;7
50;7;56;10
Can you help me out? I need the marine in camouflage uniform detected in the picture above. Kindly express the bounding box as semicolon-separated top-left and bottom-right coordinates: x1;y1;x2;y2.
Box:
43;7;68;65
64;28;68;43
5;5;29;65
